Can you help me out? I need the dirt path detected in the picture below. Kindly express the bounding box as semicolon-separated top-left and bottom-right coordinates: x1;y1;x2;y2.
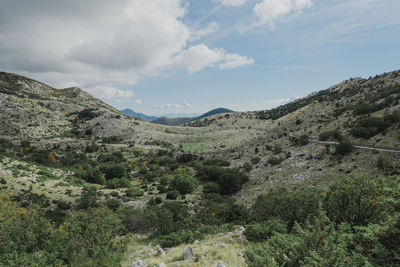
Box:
308;139;400;153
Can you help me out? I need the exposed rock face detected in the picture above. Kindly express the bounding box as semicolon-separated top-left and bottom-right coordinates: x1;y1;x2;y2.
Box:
183;246;195;260
130;259;147;267
216;261;226;267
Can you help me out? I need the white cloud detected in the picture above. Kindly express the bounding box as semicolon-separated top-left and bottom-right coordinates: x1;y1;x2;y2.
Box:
153;103;182;109
253;0;312;28
182;100;193;108
153;100;192;109
0;0;251;90
219;0;247;7
219;53;255;69
191;22;219;40
134;99;143;104
173;44;254;73
86;85;134;101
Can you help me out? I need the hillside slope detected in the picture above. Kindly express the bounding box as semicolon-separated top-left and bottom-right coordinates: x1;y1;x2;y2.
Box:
0;71;399;206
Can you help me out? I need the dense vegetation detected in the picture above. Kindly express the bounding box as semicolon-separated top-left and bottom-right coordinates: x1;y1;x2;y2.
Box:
244;175;400;266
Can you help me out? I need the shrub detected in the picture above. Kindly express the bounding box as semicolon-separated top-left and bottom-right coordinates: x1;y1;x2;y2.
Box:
77;108;97;120
244;218;287;242
125;187;143;197
244;212;369;267
268;157;283;166
319;129;343;141
99;162;126;180
166;190;179;200
335;139;353;155
217;171;248;195
377;154;392;169
76;186;100;209
77;166;105;184
251;157;261;165
293;134;309;146
106;178;131;189
158;230;204;248
324;175;386;226
119;207;150;233
177;153;197;163
170;174;199;195
203;182;220;193
351;117;390;139
106;198;121;211
197;194;247;225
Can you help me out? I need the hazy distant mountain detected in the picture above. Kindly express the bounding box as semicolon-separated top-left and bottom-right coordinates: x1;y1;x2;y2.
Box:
151;107;234;126
120;109;157;122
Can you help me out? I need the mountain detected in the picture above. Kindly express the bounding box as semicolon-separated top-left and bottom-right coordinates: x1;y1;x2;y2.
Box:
151;107;234;126
197;107;234;119
120;108;157;122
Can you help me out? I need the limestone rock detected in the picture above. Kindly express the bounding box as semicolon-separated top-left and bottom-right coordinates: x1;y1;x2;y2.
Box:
130;259;147;267
183;246;195;260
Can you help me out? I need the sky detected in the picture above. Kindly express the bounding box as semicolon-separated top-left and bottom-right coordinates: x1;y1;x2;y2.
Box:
0;0;399;116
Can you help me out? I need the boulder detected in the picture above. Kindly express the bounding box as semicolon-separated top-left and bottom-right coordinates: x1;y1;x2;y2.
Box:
130;259;147;267
183;246;195;260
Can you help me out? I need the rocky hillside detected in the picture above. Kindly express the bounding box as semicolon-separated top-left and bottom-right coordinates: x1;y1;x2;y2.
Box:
1;70;400;205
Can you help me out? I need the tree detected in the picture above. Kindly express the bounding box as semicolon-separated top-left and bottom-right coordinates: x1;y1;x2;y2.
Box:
324;175;385;226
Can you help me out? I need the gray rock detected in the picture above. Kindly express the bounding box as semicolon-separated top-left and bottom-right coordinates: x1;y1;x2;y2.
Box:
155;244;165;256
183;246;195;260
158;263;167;267
216;261;226;267
130;259;147;267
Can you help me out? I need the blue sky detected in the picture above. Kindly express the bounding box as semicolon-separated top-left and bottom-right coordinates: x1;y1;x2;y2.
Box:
1;0;399;116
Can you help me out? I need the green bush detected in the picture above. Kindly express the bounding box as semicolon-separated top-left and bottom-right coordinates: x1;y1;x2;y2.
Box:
293;134;309;146
319;129;343;141
76;186;100;209
244;212;369;267
351;117;389;139
166;190;179;200
157;230;204;248
203;182;220;193
377;154;392;169
106;178;131;189
99;162;127;180
77;108;97;120
217;171;248;195
77;166;105;184
335;139;353;155
324;175;387;226
197;194;247;225
268;157;284;166
245;218;287;242
170;174;199;195
0;197;126;266
251;188;322;227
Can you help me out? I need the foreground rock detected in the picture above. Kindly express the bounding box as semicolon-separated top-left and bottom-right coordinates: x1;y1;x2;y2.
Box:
183;246;195;260
130;259;147;267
